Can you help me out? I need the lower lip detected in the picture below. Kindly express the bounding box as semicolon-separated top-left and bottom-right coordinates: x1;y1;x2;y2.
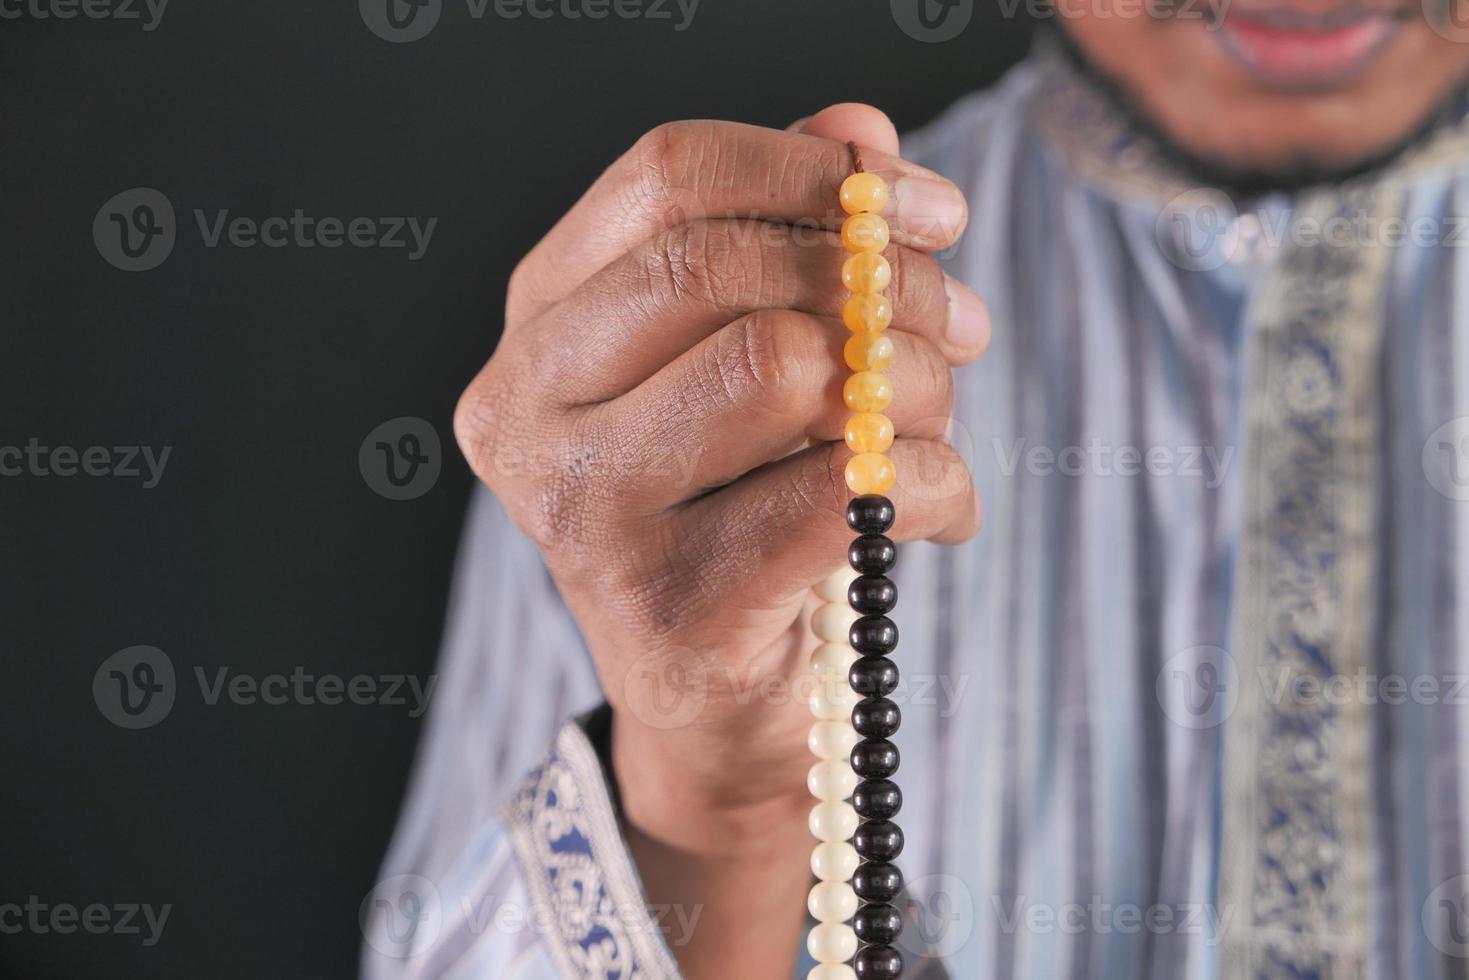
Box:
1213;14;1401;88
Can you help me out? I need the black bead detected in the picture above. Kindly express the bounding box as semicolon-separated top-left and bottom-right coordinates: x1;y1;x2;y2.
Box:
853;861;904;902
852;696;901;739
854;944;904;979
848;574;897;615
850;739;900;778
853;778;903;819
853;902;903;945
849;534;896;575
846;495;895;535
850;615;898;656
849;657;899;697
854;819;905;862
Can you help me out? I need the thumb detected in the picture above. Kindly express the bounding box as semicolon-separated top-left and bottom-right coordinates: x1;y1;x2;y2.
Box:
790;102;900;158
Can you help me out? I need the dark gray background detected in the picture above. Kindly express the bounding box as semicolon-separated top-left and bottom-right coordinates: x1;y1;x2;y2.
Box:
0;2;1030;976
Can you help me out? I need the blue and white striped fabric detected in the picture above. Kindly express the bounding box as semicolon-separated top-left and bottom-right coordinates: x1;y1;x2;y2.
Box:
363;47;1469;980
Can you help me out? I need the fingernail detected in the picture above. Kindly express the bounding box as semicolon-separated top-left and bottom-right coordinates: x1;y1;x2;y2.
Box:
944;275;990;355
892;175;967;243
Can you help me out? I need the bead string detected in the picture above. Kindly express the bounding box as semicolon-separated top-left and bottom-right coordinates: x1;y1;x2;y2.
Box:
805;147;904;980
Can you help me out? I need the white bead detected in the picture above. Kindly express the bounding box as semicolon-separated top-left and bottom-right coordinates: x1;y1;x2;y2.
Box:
807;720;859;760
808;758;859;800
810;840;859;881
809;675;860;720
807;966;856;980
809;801;858;841
808;921;859;963
810;642;858;676
807;880;858;922
814;568;852;603
812;602;858;643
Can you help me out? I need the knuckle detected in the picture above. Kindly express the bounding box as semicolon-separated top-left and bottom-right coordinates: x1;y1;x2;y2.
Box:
627;120;720;222
528;465;593;553
523;418;620;554
646;220;753;311
705;310;795;413
504;257;536;327
455;371;615;556
648;221;716;307
453;378;506;486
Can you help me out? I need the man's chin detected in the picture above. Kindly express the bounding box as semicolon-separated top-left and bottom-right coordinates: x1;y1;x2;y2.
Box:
1047;21;1469;200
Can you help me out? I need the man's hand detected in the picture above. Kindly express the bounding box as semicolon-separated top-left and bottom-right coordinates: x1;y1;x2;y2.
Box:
453;103;988;976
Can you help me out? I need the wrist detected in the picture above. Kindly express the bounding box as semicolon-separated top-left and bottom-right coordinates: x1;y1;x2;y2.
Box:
611;708;810;856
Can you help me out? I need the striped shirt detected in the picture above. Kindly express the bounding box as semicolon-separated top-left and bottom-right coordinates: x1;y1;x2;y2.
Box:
362;46;1469;980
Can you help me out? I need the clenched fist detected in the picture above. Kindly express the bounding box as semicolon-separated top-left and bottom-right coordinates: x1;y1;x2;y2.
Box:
453;103;988;976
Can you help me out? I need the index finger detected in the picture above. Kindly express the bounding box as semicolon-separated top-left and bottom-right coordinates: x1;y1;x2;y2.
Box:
505;119;969;330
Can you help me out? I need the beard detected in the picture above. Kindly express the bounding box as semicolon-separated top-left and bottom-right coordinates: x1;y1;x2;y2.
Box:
1042;19;1469;201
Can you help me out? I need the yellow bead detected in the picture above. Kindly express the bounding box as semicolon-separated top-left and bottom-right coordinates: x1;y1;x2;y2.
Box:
844;413;894;454
842;294;892;334
843;332;894;372
841;252;891;294
845;452;896;495
841;212;890;253
843;371;892;413
839;172;889;216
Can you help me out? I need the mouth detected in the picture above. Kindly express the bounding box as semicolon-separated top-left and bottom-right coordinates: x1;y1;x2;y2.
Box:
1210;5;1410;89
